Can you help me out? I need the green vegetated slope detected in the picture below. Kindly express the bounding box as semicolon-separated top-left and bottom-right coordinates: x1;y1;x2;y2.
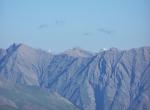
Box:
0;78;79;110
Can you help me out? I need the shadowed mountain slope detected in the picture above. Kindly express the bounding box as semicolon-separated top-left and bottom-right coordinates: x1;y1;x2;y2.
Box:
0;44;150;110
0;77;79;110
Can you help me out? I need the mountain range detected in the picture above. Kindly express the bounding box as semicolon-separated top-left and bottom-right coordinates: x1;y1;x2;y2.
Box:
0;43;150;110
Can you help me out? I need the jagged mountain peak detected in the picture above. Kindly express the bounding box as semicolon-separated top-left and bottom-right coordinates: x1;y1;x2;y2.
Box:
0;43;52;86
6;43;44;57
6;43;19;53
63;47;93;57
0;44;150;110
16;43;35;52
5;43;32;55
11;43;52;55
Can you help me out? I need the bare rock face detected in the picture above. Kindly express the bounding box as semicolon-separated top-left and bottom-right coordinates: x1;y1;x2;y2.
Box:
0;44;150;110
42;47;150;110
63;47;93;58
0;43;52;86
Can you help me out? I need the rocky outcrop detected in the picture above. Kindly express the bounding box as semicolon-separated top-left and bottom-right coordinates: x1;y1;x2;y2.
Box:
0;44;150;110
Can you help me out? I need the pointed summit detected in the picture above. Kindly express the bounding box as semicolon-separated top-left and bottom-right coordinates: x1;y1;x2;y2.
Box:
18;43;35;50
6;43;19;54
63;47;93;57
5;43;35;56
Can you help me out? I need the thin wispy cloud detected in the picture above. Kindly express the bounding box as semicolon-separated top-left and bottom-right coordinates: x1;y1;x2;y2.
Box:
83;32;91;36
97;28;114;35
38;19;65;30
83;27;114;37
38;24;49;29
55;20;65;25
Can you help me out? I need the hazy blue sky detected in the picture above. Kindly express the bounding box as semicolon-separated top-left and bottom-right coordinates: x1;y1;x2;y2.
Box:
0;0;150;53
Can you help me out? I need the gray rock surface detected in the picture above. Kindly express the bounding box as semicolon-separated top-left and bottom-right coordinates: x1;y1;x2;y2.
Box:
0;44;150;110
0;43;52;85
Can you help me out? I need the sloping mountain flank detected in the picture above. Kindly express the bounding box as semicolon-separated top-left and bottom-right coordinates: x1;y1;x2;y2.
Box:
0;43;150;110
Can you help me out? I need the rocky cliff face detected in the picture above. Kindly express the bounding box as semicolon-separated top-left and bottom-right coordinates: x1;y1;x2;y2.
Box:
0;43;52;85
0;44;150;110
